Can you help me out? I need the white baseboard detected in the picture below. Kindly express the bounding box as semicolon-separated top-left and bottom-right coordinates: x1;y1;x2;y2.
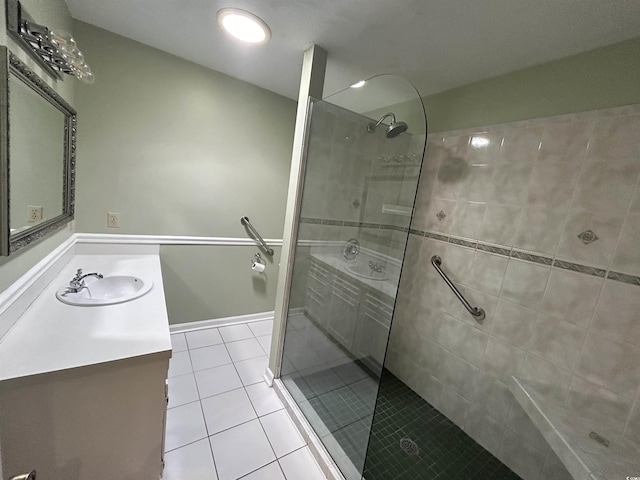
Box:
263;367;275;387
169;311;275;333
287;306;306;317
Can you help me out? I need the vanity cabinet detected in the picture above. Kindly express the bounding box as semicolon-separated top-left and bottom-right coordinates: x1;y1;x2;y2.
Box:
352;291;394;367
326;275;361;347
0;249;172;480
0;353;170;480
304;258;332;329
304;255;395;369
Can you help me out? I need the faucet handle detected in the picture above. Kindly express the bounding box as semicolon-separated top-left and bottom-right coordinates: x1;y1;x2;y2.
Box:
69;268;85;289
343;238;360;261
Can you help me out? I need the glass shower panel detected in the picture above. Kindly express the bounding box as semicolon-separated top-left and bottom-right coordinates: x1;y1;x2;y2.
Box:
280;76;426;480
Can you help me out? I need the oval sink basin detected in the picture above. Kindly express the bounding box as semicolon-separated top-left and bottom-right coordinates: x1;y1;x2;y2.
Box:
345;264;389;281
56;275;153;306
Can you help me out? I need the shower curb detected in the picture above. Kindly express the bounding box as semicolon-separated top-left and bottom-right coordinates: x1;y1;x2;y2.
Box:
272;378;347;480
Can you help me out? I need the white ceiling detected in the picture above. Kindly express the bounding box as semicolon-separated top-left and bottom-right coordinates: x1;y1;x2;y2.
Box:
64;0;640;100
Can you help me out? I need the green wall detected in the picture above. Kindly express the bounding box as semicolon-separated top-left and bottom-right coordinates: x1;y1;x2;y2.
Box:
73;21;296;238
160;245;281;323
423;36;640;132
73;21;296;324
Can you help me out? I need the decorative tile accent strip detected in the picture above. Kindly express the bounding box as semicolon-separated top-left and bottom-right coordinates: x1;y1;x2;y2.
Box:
553;260;606;278
321;219;344;226
448;237;477;249
577;230;599;245
424;232;450;242
299;216;414;235
511;250;553;266
607;271;640;286
477;244;511;258
299;217;322;224
413;230;627;284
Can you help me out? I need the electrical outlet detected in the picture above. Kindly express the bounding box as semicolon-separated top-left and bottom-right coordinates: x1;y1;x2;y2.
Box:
107;212;120;228
27;205;43;223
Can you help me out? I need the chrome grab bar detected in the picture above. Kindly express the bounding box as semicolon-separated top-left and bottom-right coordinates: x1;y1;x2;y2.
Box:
431;255;485;322
241;216;274;256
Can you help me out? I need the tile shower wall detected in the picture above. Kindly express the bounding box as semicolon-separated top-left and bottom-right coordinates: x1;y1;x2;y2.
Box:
287;99;425;312
387;104;640;480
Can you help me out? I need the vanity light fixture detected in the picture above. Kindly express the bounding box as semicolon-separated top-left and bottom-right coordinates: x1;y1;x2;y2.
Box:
6;0;94;82
217;8;271;44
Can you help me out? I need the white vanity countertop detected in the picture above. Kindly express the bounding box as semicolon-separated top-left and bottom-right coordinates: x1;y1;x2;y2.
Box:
310;252;398;299
0;253;171;381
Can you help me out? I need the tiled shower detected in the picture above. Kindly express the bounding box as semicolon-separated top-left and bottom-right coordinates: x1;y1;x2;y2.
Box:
280;76;428;480
276;66;640;479
387;104;640;479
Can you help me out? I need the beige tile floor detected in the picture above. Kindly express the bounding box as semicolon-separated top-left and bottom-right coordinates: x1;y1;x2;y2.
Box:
165;320;327;480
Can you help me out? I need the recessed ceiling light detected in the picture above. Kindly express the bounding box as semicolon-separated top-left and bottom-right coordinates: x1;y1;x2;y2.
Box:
217;8;271;44
350;80;366;88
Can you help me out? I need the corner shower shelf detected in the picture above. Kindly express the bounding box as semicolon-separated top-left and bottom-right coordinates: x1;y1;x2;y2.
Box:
509;377;640;480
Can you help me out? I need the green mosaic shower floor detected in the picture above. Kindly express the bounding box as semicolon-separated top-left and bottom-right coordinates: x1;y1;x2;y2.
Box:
363;370;522;480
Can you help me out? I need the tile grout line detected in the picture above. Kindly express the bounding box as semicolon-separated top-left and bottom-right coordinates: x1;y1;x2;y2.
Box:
220;323;285;475
606;172;640;279
187;329;222;480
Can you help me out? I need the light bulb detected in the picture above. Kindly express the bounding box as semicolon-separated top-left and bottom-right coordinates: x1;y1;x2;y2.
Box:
63;50;85;66
217;8;270;44
73;64;95;84
50;30;76;51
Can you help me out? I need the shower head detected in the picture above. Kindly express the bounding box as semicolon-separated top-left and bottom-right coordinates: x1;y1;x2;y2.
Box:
367;112;408;138
386;120;408;138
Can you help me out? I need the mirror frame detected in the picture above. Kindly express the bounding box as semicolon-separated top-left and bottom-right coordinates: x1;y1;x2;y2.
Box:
0;46;76;256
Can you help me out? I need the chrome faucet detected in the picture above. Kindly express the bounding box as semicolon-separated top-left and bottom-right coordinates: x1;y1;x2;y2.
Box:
368;261;385;273
68;268;104;293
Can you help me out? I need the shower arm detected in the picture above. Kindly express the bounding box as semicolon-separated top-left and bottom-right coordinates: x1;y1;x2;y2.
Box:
368;112;396;132
241;216;274;256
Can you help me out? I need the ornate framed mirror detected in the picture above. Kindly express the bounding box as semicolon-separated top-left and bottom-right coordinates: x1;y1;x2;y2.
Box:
0;46;76;256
